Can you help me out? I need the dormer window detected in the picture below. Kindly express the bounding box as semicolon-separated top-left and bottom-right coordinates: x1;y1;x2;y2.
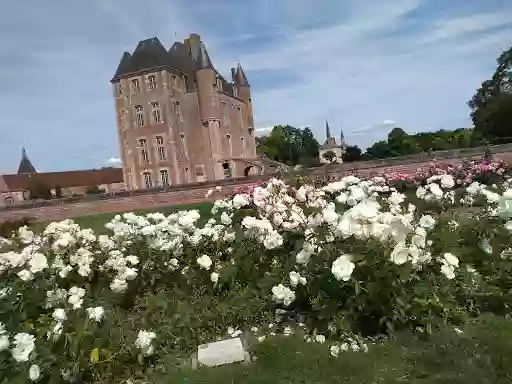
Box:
216;75;222;91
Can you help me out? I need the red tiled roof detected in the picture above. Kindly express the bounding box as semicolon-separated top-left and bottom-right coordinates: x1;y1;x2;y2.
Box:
2;168;123;192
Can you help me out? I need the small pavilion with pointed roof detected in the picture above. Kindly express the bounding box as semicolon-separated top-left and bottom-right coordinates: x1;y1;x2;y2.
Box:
319;120;347;164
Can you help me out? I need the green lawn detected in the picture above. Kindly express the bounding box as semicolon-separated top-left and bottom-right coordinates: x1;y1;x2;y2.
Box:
164;315;512;384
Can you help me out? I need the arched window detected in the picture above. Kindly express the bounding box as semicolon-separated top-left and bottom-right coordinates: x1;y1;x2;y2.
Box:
135;105;144;126
143;172;152;188
156;136;166;161
160;169;169;186
139;139;149;164
151;102;161;124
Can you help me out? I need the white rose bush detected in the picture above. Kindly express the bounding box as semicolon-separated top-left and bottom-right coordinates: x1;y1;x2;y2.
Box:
2;160;512;382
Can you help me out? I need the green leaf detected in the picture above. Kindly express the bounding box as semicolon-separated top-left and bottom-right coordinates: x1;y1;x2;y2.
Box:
90;348;99;363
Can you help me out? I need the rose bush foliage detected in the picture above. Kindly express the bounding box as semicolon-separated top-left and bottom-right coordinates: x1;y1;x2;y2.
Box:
2;169;512;382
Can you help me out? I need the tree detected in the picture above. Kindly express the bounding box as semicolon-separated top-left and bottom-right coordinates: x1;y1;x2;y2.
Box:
342;146;362;162
257;125;320;166
322;150;337;164
469;47;512;141
27;179;52;200
364;126;481;160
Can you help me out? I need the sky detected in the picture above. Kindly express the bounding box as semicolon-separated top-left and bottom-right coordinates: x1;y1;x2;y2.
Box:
1;0;511;173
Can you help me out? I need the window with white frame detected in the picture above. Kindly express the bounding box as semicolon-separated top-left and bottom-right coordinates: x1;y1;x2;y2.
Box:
143;172;153;188
139;139;149;164
216;75;222;91
151;102;161;124
148;75;157;90
160;169;169;186
135;105;144;126
131;79;140;93
156;136;166;161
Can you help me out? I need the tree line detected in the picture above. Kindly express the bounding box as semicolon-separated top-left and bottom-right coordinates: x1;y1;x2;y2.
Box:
257;46;512;164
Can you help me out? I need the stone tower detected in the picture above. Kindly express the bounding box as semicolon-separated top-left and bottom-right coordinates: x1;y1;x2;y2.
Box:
111;34;261;190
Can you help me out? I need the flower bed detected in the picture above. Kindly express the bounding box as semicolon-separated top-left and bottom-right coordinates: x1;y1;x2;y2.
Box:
2;173;512;382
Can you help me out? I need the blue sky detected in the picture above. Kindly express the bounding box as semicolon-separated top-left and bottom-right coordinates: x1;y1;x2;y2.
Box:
1;0;511;173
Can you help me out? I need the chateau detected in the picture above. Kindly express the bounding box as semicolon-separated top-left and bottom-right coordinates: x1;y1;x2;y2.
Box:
111;33;261;190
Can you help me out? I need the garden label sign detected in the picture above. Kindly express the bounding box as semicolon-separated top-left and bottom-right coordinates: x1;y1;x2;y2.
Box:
197;337;246;367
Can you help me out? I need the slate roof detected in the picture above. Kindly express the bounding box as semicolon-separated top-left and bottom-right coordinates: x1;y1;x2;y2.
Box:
2;168;123;192
112;36;215;81
111;34;249;97
235;63;250;86
320;137;341;150
17;148;37;174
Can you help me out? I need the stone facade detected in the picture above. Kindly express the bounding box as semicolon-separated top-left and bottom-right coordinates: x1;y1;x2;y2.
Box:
111;33;262;190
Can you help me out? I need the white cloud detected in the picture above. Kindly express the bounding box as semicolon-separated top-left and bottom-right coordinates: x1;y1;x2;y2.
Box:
255;127;273;137
1;0;511;171
106;157;122;167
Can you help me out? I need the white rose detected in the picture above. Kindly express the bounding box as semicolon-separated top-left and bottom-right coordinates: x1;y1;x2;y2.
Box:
210;272;219;283
443;253;459;267
86;307;105;322
331;255;355;281
419;215;436;230
52;308;67;322
28;253;48;274
29;364;40;381
390;243;410;265
440;263;455;279
440;175;455;189
428;183;443;198
197;255;212;270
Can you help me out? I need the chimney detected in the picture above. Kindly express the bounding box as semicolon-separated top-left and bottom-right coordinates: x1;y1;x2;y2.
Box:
186;33;201;62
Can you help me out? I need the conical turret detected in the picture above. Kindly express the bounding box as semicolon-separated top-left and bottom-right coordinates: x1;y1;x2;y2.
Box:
17;147;36;174
235;62;250;86
325;119;332;139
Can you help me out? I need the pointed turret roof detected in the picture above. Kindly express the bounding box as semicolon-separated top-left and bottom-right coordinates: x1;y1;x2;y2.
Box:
340;125;347;149
17;147;36;174
320;120;343;150
112;52;132;80
196;41;214;69
236;62;250;86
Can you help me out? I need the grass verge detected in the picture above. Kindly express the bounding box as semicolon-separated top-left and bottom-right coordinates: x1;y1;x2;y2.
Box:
163;315;512;384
